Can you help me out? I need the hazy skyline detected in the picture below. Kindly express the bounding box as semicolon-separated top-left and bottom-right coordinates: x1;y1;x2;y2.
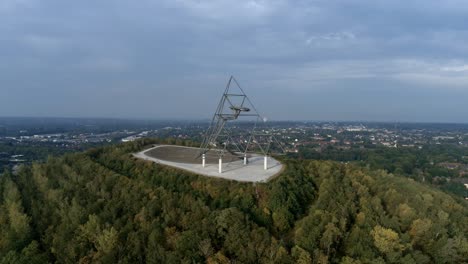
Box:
1;0;468;122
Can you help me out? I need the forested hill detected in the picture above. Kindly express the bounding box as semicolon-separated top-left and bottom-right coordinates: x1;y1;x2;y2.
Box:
1;139;467;263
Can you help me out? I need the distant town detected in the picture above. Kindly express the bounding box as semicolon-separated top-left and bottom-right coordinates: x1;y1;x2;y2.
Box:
2;118;468;164
1;117;468;198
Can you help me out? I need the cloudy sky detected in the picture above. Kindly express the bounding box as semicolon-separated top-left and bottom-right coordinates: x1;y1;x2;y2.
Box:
1;0;468;122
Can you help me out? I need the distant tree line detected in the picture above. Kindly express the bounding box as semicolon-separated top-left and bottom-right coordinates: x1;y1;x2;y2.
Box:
293;144;468;197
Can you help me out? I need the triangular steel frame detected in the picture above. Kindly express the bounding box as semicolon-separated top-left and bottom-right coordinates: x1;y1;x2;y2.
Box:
199;76;285;159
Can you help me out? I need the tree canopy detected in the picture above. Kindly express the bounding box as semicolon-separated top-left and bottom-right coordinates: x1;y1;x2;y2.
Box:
0;138;467;263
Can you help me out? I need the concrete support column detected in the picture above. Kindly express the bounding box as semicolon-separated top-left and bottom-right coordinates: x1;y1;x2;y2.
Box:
264;156;268;170
202;154;206;168
219;158;222;173
244;154;247;165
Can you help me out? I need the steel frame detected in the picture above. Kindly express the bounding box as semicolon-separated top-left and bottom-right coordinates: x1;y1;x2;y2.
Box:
199;76;285;159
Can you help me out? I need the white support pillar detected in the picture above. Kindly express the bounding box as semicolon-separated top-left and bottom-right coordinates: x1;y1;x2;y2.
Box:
243;154;247;165
202;154;206;168
264;156;268;170
219;158;222;173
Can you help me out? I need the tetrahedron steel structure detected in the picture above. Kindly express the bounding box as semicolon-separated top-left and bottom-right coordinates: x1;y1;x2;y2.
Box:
199;76;284;160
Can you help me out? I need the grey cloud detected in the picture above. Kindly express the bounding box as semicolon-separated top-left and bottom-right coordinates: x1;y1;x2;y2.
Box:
1;0;468;122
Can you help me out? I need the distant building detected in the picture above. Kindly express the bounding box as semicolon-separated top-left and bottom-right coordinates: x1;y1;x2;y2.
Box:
438;162;462;170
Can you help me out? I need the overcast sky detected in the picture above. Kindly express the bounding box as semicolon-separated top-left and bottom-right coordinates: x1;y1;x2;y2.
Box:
1;0;468;122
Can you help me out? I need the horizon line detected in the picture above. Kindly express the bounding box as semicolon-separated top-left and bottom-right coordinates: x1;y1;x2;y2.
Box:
0;115;467;125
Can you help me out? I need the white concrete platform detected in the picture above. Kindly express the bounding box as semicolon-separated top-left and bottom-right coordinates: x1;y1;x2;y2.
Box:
133;145;283;182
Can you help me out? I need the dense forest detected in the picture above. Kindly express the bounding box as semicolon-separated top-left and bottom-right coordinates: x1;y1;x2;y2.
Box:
296;144;468;177
0;142;105;172
294;145;468;198
0;139;467;263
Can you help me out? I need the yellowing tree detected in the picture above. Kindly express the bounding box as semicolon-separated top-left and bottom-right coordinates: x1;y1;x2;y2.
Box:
95;227;118;254
371;225;405;262
408;218;432;246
